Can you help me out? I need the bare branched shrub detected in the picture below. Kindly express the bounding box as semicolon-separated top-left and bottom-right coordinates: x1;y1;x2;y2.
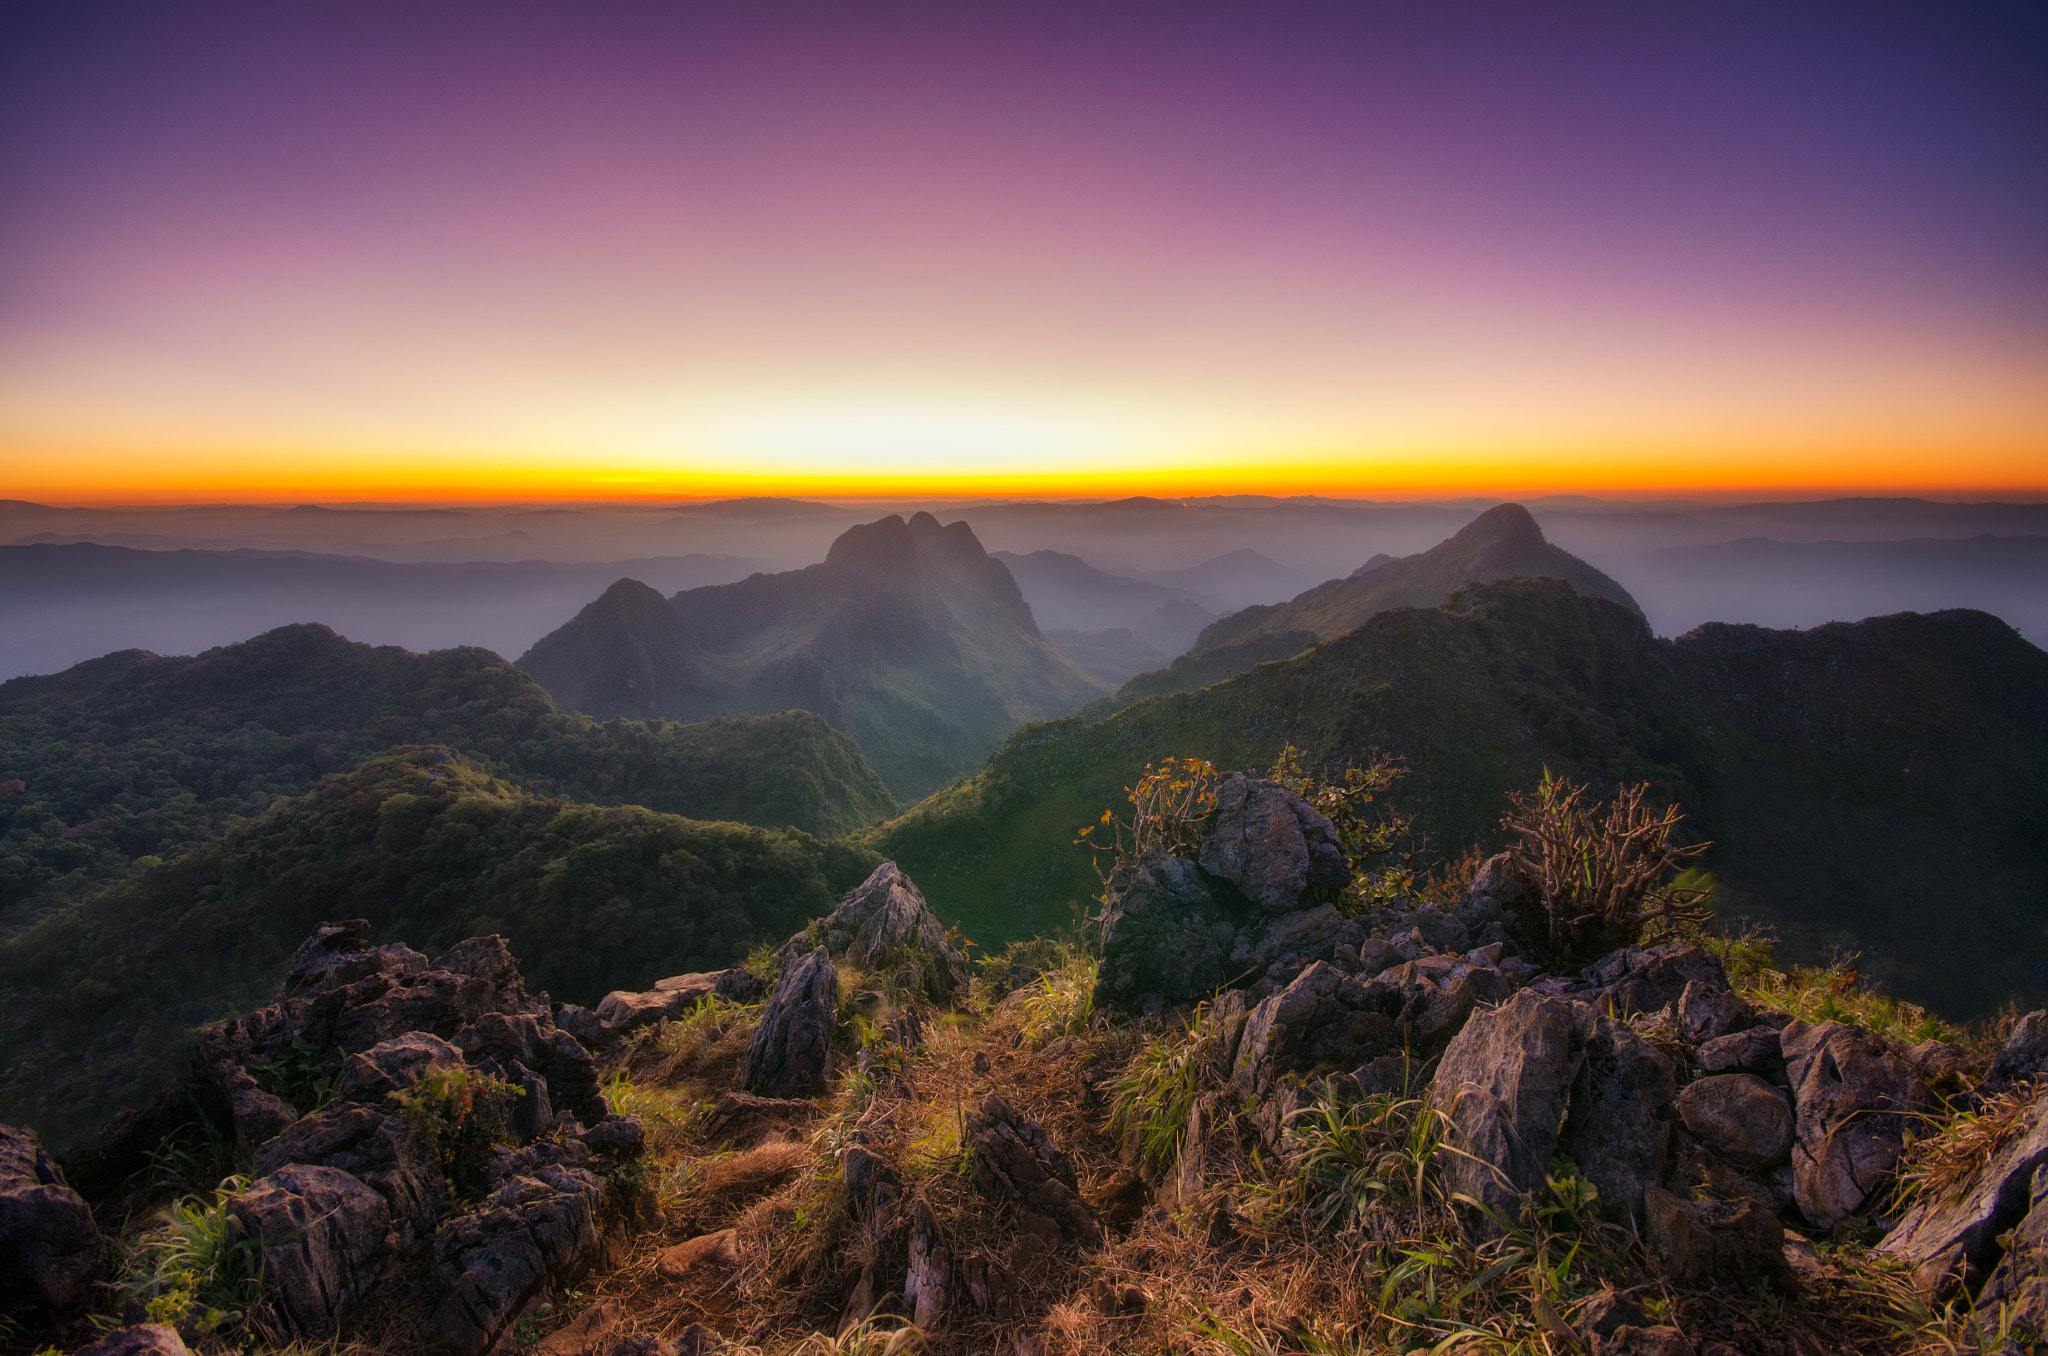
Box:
1502;772;1711;959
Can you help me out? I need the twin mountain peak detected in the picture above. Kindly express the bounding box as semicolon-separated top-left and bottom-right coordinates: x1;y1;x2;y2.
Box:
518;503;1635;801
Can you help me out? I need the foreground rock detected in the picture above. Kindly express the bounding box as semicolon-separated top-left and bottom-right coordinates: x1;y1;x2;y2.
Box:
1782;1020;1926;1230
966;1093;1103;1247
740;945;838;1098
1198;772;1349;912
0;1122;105;1311
786;861;970;1003
595;967;762;1037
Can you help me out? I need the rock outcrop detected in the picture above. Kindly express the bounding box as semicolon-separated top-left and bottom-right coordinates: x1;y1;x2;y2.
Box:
1198;773;1349;912
595;967;762;1037
740;946;839;1099
0;1121;105;1311
966;1093;1102;1247
1781;1020;1926;1230
789;861;970;1003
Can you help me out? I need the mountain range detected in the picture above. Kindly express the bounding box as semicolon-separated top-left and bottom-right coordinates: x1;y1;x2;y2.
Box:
519;513;1107;799
867;576;2048;1021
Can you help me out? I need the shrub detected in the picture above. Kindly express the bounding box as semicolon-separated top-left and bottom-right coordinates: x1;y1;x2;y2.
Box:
1501;772;1710;959
1270;744;1418;912
117;1177;266;1337
1075;755;1220;878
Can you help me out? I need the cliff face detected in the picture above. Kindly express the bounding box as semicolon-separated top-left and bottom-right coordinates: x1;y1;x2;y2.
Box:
519;513;1106;801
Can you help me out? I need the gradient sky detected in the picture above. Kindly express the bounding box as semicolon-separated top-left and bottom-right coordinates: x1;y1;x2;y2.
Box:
3;1;2045;502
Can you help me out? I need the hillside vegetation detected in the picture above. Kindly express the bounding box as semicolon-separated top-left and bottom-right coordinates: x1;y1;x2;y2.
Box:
0;746;881;1150
520;513;1106;799
0;623;895;921
867;577;2048;1020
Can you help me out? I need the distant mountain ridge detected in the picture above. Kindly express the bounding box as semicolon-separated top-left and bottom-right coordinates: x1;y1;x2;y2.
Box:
1191;502;1639;656
519;513;1108;799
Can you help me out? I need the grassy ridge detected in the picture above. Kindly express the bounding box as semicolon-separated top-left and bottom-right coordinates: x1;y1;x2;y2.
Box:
0;747;881;1149
867;578;2048;1020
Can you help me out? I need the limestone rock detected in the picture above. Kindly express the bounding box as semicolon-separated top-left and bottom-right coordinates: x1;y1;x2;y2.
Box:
1584;945;1732;1019
1643;1184;1787;1287
1879;1099;2048;1282
739;946;837;1099
1230;962;1347;1099
456;1011;606;1127
1198;773;1349;913
75;1326;195;1356
595;968;757;1035
226;1164;391;1335
796;862;970;1002
906;1199;953;1331
1563;1007;1677;1226
1971;1164;2048;1333
1676;1073;1795;1169
274;919;427;1000
1092;852;1236;1012
254;1102;444;1234
536;1297;625;1356
334;1031;466;1104
1696;1026;1783;1076
1675;980;1749;1043
966;1093;1101;1246
1430;991;1577;1228
0;1121;104;1311
1992;1011;2048;1086
656;1230;739;1280
431;1164;607;1356
1781;1019;1925;1229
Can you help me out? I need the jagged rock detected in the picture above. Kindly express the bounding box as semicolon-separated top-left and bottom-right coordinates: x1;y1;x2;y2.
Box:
1584;945;1732;1018
1904;1039;1972;1088
1676;1074;1795;1169
792;862;970;1002
1781;1020;1925;1229
1563;1007;1677;1226
1198;773;1349;913
254;1102;444;1234
1231;904;1363;989
1879;1099;2048;1284
1643;1184;1788;1287
1230;962;1347;1098
554;1004;614;1053
906;1199;953;1331
1093;853;1236;1012
1400;905;1473;955
275;919;428;999
596;968;762;1035
335;1031;467;1104
0;1121;104;1311
75;1326;195;1356
1696;1025;1783;1076
219;1065;298;1163
1970;1164;2048;1331
431;1164;607;1356
1430;991;1578;1228
226;1164;390;1335
1575;1286;1648;1338
966;1093;1102;1246
1674;980;1750;1043
739;946;837;1098
703;1091;815;1145
1456;852;1524;918
963;1251;1022;1319
457;1011;606;1127
1992;1011;2048;1085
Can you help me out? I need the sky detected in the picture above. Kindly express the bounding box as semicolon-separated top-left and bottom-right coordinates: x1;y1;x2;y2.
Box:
2;1;2045;503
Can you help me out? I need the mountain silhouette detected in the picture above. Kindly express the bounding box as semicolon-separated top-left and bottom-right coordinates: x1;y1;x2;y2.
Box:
519;513;1107;798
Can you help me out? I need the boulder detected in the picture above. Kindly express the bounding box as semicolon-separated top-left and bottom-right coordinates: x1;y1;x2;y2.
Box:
1230;962;1348;1099
0;1121;104;1311
1992;1011;2048;1086
1675;1074;1795;1169
965;1093;1101;1246
75;1326;195;1356
274;919;427;999
739;946;838;1099
595;968;758;1035
334;1031;467;1104
1970;1164;2048;1332
1674;980;1749;1043
1429;991;1578;1228
457;1011;606;1127
1642;1184;1788;1287
225;1164;391;1335
431;1164;607;1356
253;1102;444;1235
1562;1008;1677;1226
1781;1020;1925;1229
1696;1026;1783;1076
1230;904;1362;990
795;862;970;1002
1092;852;1237;1013
1198;773;1349;912
1583;945;1732;1019
1879;1099;2048;1284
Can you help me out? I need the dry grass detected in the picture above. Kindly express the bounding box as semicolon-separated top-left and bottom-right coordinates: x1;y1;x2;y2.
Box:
1893;1082;2044;1216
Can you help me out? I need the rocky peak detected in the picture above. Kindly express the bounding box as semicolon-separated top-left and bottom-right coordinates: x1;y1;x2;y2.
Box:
823;514;926;577
1448;501;1547;553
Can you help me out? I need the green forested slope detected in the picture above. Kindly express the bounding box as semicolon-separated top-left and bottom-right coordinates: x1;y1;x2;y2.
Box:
0;747;881;1148
0;623;895;920
867;578;2048;1020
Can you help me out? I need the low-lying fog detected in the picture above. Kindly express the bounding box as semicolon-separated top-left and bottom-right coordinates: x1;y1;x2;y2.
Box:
3;495;2043;681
